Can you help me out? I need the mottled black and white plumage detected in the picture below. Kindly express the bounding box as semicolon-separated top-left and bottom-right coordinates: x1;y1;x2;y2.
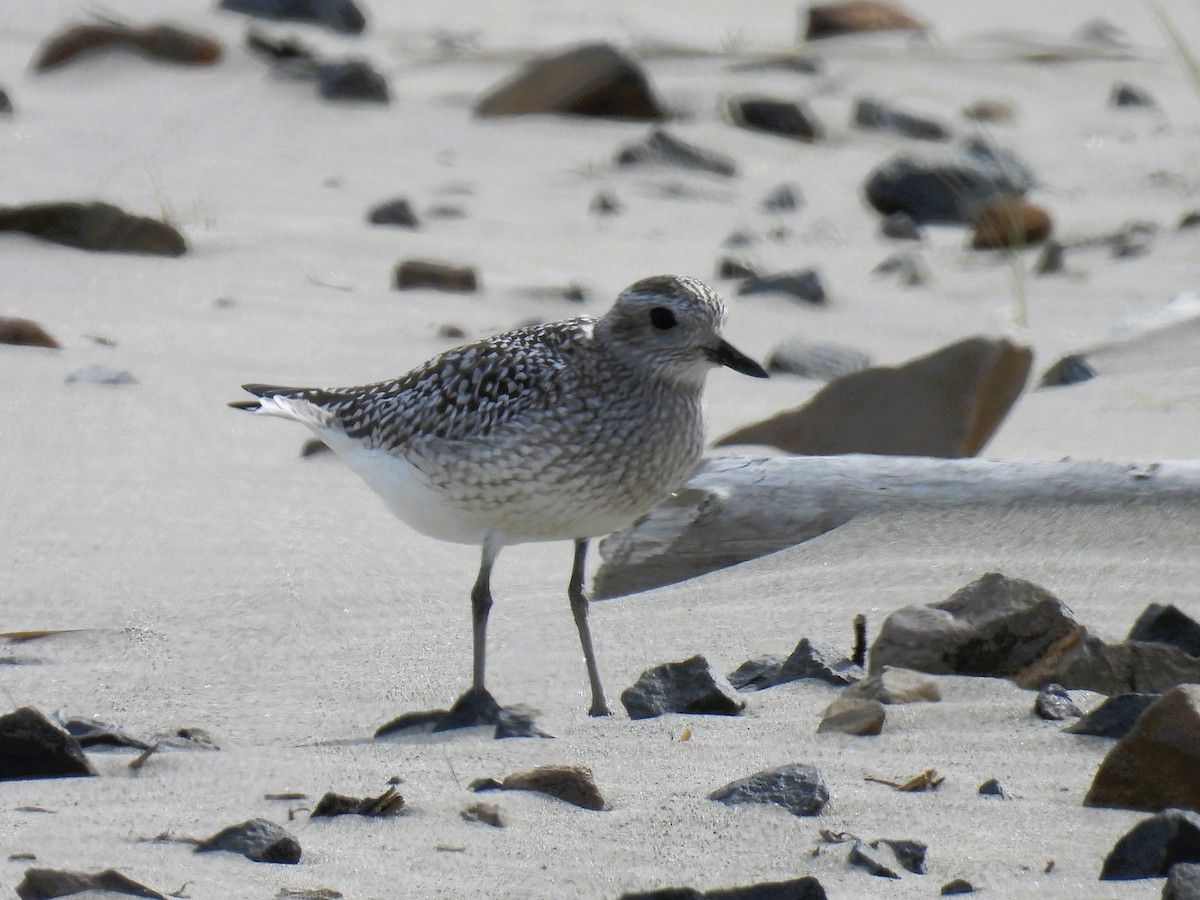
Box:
232;274;767;724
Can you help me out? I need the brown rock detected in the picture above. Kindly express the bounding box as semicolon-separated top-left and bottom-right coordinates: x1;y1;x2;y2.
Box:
475;43;665;120
1084;685;1200;813
0;202;186;256
714;336;1031;457
971;198;1053;250
818;697;885;735
804;2;925;40
471;764;607;811
0;317;59;349
393;260;478;292
962;99;1016;124
32;23;222;72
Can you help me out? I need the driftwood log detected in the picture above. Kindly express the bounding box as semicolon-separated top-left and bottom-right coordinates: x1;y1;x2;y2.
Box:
594;455;1200;598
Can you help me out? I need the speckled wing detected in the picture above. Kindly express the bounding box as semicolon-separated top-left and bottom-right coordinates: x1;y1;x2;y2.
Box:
241;318;595;451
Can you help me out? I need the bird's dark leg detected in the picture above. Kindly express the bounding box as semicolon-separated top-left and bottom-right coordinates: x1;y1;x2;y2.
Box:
569;538;611;717
434;537;502;730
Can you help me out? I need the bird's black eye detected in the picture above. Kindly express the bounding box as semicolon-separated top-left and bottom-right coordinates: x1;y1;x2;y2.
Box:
649;307;677;330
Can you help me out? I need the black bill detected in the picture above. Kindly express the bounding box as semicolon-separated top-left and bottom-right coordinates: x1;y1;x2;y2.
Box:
709;339;769;378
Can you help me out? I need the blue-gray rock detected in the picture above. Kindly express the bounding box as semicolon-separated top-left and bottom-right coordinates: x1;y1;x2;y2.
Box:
621;655;745;719
729;638;860;690
616;129;736;178
368;198;418;227
1165;862;1200;899
1039;353;1095;387
709;763;829;817
762;183;802;212
978;778;1009;798
219;0;366;34
863;140;1035;224
729;97;822;142
58;715;154;750
1065;693;1159;738
195;818;300;864
1128;604;1200;658
848;841;902;878
737;270;826;304
1034;683;1082;720
880;212;921;240
0;88;12;115
318;60;388;102
1111;82;1155;108
1100;809;1200;880
0;707;95;781
854;97;950;141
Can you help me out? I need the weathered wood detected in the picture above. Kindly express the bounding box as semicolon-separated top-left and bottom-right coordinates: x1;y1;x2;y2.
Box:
594;455;1200;598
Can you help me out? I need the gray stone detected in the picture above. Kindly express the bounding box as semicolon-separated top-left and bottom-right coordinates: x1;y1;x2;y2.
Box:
848;841;902;878
880;212;921;240
941;879;976;895
1099;809;1200;879
622;655;745;719
729;638;859;691
709;763;829;817
195;818;300;864
368;198;418;227
219;0;366;34
761;183;802;212
977;778;1008;798
1128;604;1200;658
854;97;950;141
1034;683;1082;720
729;97;822;142
616;129;736;177
841;667;940;704
1065;693;1159;738
66;364;138;386
0;707;95;781
737;270;826;304
15;867;166;899
318;60;388;103
1164;862;1200;899
817;697;885;735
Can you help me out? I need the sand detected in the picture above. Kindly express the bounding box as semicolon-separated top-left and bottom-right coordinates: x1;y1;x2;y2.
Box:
3;0;1200;897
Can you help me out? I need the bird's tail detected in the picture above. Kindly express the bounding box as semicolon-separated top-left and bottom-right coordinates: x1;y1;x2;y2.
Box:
228;383;337;430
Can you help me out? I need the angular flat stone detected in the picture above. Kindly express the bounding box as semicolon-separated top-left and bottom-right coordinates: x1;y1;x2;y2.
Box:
854;97;949;141
729;638;859;691
715;338;1031;457
1128;604;1200;657
709;763;829;817
195;818;300;864
977;778;1008;798
0;707;95;781
818;697;885;735
1085;685;1200;813
1099;809;1200;879
15;867;167;899
476;43;664;120
1065;693;1159;738
848;840;902;878
621;655;745;719
729;97;821;142
616;129;736;177
1111;82;1155;108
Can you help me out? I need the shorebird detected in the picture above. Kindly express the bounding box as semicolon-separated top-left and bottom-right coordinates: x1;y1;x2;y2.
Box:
231;274;767;726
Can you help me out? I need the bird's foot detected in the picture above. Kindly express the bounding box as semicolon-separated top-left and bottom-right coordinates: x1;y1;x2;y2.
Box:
433;687;503;732
588;701;613;718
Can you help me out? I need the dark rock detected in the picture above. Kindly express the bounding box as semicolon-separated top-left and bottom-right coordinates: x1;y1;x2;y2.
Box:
766;338;870;381
1179;211;1200;230
940;879;976;895
311;786;404;817
0;88;12;115
848;841;902;878
1099;809;1200;879
0;317;59;349
1034;239;1066;275
876;838;927;874
1112;221;1157;258
394;259;478;292
737;270;826;304
1034;683;1082;720
872;250;927;286
317;60;389;103
65;364;138;385
723;229;756;248
374;708;450;737
58;716;153;750
817;697;885;735
476;43;664;120
31;23;222;71
621;654;745;719
1065;693;1159;738
804;2;925;40
841;667;940;704
0;202;186;255
616;129;737;177
880;212;921;240
1039;353;1094;387
729;638;859;690
367;200;420;229
962;99;1016;123
762;183;802;212
495;704;554;739
1085;685;1200;813
195;818;301;864
977;778;1008;798
726;655;786;690
621;878;827;900
590;191;620;215
729;97;822;142
970;198;1052;249
0;707;95;781
1165;862;1200;899
301;437;331;458
869;573;1079;677
1128;604;1200;657
218;0;367;34
709;763;829;817
728;55;822;75
854;97;949;141
1111;82;1155;108
438;324;467;340
863;141;1035;225
715;257;760;281
16;867;167;899
471;764;606;810
715;337;1031;457
460;801;506;828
